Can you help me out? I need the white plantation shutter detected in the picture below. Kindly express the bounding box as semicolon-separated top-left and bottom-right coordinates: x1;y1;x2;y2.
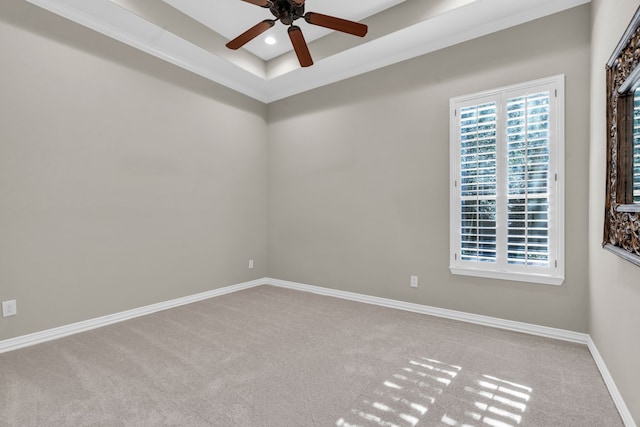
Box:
459;102;498;263
450;76;564;285
506;92;551;267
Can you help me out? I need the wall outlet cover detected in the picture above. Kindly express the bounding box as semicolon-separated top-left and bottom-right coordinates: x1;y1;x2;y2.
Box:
2;300;17;317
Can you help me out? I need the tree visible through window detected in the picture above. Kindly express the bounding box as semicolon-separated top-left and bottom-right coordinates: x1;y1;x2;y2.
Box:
450;76;564;285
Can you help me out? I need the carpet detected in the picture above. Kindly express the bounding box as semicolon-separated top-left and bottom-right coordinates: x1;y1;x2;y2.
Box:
0;285;623;426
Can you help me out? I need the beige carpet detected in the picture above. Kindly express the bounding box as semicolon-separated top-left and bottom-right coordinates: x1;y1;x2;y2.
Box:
0;285;623;426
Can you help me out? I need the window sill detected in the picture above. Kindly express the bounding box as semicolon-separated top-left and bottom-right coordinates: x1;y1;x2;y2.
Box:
449;266;564;286
603;243;640;267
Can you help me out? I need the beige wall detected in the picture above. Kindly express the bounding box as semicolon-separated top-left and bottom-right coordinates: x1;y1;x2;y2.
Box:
0;3;593;336
589;0;640;423
1;0;637;421
268;5;592;332
0;0;268;340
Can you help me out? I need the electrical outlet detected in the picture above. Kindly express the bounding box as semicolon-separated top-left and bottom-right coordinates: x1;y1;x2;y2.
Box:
248;259;254;270
410;276;419;288
2;300;17;317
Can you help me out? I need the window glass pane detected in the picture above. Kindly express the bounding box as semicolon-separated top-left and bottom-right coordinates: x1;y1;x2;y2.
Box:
633;87;640;203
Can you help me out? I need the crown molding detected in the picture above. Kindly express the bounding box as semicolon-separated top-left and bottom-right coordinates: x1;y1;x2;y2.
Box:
24;0;590;103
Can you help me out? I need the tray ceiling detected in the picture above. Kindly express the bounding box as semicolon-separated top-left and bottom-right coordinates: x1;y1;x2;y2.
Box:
163;0;407;61
25;0;590;103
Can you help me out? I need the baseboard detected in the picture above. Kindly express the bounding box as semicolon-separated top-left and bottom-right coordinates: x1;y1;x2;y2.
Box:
264;277;589;344
0;278;264;354
1;276;633;426
0;277;588;352
587;337;637;427
265;277;635;427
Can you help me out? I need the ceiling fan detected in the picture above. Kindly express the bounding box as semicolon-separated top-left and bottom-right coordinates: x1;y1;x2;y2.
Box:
226;0;368;67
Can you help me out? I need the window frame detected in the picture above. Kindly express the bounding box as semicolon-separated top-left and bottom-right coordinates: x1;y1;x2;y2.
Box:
449;75;565;286
604;5;640;267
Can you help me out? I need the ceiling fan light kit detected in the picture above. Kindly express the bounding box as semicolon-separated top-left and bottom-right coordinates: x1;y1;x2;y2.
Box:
226;0;368;67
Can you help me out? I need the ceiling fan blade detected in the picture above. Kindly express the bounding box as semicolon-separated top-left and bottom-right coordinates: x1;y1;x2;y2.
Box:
288;26;313;67
241;0;272;7
290;0;305;5
304;12;368;37
226;20;275;50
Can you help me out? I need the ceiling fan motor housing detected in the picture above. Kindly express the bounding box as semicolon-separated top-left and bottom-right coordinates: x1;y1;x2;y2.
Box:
270;0;304;26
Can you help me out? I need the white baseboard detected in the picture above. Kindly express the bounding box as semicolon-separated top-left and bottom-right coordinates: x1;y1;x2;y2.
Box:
0;277;587;351
265;277;589;344
0;278;263;354
1;276;634;426
587;337;637;427
265;278;638;426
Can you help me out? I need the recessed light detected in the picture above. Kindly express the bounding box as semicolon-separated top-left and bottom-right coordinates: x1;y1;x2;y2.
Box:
265;36;277;45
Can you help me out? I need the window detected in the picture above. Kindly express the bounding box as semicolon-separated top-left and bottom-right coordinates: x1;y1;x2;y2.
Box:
604;7;640;266
450;76;564;285
634;87;640;203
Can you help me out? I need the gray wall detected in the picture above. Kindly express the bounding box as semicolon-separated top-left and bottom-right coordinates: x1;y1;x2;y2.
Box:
1;1;637;421
268;5;592;332
589;0;640;423
0;0;268;340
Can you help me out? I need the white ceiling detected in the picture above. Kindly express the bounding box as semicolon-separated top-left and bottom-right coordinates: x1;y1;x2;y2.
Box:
25;0;590;104
163;0;407;61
